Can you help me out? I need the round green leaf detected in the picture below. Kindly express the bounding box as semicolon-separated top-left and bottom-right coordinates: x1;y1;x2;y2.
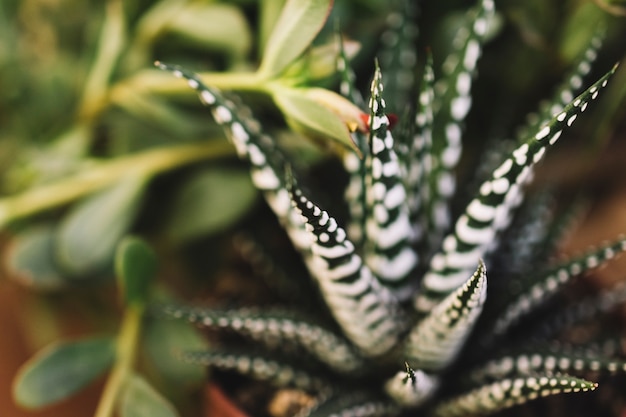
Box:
115;237;157;306
258;0;333;78
5;225;67;291
165;3;252;59
13;336;115;409
143;318;207;389
119;373;180;417
55;175;148;277
164;167;258;244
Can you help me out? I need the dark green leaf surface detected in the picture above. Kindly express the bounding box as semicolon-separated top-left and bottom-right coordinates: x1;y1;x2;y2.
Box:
13;336;115;409
115;236;157;306
55;175;148;277
166;3;252;59
165;167;258;244
143;318;207;389
6;226;67;290
119;373;180;417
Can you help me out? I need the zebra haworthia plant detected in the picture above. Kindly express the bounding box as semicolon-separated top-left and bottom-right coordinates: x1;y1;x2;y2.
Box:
156;0;625;416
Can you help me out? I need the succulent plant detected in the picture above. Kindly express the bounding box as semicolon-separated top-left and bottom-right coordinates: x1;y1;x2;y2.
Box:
153;0;626;416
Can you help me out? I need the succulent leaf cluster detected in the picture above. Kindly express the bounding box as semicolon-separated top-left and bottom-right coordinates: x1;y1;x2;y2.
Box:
156;1;626;416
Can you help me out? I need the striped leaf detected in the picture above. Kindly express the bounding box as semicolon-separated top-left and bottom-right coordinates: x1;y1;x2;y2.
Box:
378;0;419;114
362;63;418;301
288;178;407;357
472;32;605;193
515;31;605;142
178;348;326;392
491;235;626;338
305;392;400;417
160;304;364;374
426;0;496;248
530;281;626;341
337;33;369;247
154;62;312;254
432;375;597;417
405;260;487;371
406;52;435;253
415;64;618;313
470;350;626;383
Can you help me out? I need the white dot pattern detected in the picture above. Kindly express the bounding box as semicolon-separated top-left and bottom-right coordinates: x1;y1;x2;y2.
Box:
415;64;617;314
426;0;495;254
362;65;418;301
405;261;487;371
290;185;407;357
492;235;626;336
433;375;597;417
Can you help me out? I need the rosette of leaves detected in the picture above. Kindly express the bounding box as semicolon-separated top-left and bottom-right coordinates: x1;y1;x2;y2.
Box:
154;0;626;416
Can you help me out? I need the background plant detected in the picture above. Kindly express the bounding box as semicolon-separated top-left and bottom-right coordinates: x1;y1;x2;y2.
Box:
1;0;626;416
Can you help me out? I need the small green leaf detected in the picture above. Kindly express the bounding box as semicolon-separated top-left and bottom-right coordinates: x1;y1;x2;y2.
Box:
272;87;358;153
165;3;252;59
258;0;333;78
259;0;287;56
119;373;180;417
115;236;157;306
55;175;148;277
13;336;115;409
6;226;67;291
143;318;207;389
165;167;258;244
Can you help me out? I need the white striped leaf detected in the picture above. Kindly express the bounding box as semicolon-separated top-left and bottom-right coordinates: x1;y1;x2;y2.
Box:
289;179;407;357
415;64;619;314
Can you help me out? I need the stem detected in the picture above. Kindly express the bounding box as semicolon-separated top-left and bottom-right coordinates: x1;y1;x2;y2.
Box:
94;304;143;417
0;141;235;228
114;68;268;100
79;0;126;120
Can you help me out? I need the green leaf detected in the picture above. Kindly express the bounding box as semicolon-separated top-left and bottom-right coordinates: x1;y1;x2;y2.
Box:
165;3;252;59
272;87;358;153
296;39;361;82
115;236;157;306
119;373;180;417
165;167;258;244
143;318;207;389
5;226;67;291
55;174;148;277
259;0;287;56
258;0;333;78
13;336;115;409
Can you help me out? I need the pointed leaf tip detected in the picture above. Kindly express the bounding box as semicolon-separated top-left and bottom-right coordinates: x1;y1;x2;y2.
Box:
259;0;334;78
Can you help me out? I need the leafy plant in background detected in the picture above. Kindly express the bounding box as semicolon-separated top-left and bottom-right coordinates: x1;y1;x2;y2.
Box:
12;237;205;417
3;0;626;416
